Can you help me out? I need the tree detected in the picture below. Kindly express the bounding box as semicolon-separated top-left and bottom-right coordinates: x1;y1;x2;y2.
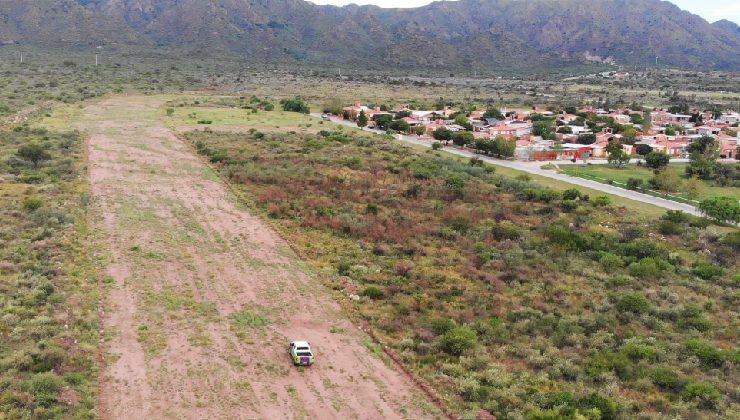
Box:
645;151;670;170
699;197;740;223
16;144;51;168
483;107;504;120
281;97;310;114
533;121;555;140
389;119;410;133
605;141;623;156
608;149;631;168
356;110;368;129
375;114;393;130
322;97;343;115
453;114;469;126
623;127;638;138
493;137;516;158
432;127;453;142
473;138;493;155
630;113;644;125
687;136;719;180
440;326;477;355
557;126;572;134
650;169;682;192
451;131;474;147
635;144;653;157
685;177;704;199
413;126;426;136
577;134;596;145
664;125;677;136
642;109;652;132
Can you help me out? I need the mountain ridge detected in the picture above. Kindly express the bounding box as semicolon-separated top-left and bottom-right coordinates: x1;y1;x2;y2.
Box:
0;0;738;71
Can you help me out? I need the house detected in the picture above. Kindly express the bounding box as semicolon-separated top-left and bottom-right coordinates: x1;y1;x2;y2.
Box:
487;121;532;138
717;113;740;125
697;126;722;136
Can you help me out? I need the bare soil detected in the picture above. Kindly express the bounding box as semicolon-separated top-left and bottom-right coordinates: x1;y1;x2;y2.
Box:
81;96;440;419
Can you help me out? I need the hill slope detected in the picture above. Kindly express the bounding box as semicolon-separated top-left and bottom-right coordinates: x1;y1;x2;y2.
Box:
1;0;739;70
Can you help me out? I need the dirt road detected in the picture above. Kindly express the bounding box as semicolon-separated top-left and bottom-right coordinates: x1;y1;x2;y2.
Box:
81;96;439;419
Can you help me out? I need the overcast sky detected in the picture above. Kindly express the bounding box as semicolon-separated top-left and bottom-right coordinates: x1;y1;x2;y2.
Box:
310;0;740;24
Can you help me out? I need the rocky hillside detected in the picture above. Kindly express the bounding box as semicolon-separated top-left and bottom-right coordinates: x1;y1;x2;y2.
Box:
1;0;739;70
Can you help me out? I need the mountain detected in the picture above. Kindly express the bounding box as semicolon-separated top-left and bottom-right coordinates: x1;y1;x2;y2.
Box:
1;0;739;71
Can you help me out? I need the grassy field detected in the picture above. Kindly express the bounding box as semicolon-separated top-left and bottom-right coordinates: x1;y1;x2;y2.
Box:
186;120;739;418
0;126;98;417
558;163;740;203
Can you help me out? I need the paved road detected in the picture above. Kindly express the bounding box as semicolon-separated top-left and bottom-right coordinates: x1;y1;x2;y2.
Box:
312;114;701;216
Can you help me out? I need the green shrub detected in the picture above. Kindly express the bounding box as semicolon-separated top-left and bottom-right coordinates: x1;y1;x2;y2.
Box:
615;293;651;314
692;262;723;280
562;188;582;200
363;286;384;300
658;220;682;235
626;177;643;190
440;326;477;355
578;393;620;420
491;221;521;241
622;342;658;361
586;351;632;380
650;366;683;392
22;196;44;211
23;372;63;395
628;257;670;279
430;317;457;335
432;141;442;150
685;339;724;369
560;200;578;212
720;231;740;251
663;210;690;223
592;195;611;206
599;253;623;271
281;97;310;114
681;382;721;407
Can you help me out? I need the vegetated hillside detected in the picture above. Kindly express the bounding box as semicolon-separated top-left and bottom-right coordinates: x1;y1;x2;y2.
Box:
0;127;98;417
1;0;739;70
183;98;739;418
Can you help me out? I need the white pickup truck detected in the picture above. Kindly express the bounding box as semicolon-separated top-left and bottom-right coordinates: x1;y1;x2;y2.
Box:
288;341;315;366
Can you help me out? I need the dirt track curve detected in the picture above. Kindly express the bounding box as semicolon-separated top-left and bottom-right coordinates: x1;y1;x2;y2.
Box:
81;96;439;419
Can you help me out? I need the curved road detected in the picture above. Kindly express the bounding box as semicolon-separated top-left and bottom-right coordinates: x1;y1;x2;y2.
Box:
313;114;701;216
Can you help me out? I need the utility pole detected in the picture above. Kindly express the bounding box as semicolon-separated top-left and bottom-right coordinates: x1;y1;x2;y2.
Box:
95;54;98;66
20;52;23;64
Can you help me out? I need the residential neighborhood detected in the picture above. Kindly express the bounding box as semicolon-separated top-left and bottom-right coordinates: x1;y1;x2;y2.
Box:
335;102;740;163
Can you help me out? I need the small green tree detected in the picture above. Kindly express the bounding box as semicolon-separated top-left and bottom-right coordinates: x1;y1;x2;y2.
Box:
413;125;426;136
577;133;596;145
451;131;474;147
440;326;477;355
432;127;453;143
356;110;368;129
483;107;504;119
645;151;670;170
281;98;310;114
17;144;51;168
608;149;631;168
699;197;740;223
493;137;516;158
635;143;653;157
